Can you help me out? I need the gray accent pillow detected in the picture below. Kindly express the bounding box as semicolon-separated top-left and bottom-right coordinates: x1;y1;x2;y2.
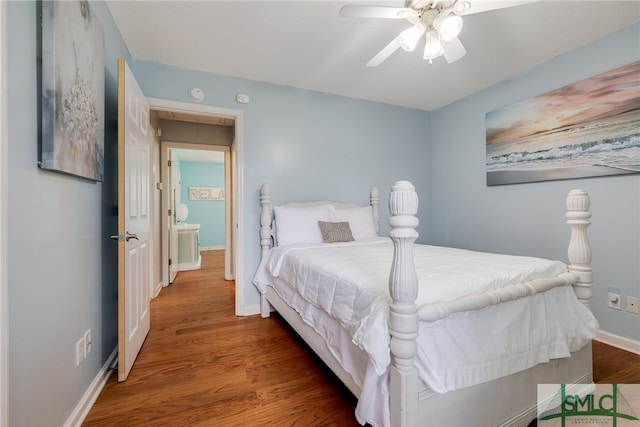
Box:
318;221;355;243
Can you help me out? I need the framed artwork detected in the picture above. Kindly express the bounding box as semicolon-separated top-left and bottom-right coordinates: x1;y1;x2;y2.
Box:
189;186;225;201
39;0;105;181
486;61;640;186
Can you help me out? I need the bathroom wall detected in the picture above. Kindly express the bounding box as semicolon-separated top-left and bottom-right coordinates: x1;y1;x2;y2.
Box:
179;160;226;249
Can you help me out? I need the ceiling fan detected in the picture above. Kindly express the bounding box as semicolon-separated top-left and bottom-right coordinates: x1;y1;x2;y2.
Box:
340;0;532;66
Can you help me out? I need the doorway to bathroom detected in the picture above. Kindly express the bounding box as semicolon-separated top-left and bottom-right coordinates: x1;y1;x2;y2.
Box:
162;143;229;285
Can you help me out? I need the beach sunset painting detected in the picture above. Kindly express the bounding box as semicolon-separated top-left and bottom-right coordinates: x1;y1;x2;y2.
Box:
486;61;640;186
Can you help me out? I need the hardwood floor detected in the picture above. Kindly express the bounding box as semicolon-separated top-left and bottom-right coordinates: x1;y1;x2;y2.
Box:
592;339;640;384
83;250;359;426
84;250;640;426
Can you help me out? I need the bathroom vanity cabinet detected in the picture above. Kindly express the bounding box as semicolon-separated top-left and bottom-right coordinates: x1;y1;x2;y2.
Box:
177;224;201;271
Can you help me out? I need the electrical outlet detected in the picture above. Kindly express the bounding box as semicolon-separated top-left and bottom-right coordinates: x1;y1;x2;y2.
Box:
626;296;640;314
84;329;92;355
608;292;621;310
75;337;85;367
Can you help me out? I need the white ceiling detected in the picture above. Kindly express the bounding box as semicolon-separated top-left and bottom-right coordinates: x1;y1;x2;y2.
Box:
106;1;639;111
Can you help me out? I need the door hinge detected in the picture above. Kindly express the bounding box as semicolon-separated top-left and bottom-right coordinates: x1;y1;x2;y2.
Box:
168;209;172;216
169;259;172;266
168;160;172;167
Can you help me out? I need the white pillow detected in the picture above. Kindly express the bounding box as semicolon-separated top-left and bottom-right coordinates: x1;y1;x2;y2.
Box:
331;206;377;240
273;205;334;245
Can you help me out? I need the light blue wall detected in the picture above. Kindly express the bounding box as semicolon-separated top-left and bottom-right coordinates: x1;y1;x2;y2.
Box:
130;60;432;310
7;1;129;424
179;161;225;248
430;23;640;341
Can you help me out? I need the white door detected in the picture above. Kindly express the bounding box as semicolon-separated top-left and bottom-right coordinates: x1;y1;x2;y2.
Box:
116;58;151;381
169;148;179;283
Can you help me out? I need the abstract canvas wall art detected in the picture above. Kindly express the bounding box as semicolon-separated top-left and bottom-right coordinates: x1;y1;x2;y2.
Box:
189;187;225;201
40;0;105;181
486;61;640;186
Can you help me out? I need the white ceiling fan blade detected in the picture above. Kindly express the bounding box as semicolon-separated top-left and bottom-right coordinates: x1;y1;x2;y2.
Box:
366;36;402;67
442;37;467;63
339;5;415;19
458;0;537;16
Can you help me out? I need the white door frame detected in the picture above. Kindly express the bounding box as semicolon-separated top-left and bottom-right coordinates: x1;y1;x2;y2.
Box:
162;146;180;286
0;0;9;423
160;141;229;281
147;98;246;316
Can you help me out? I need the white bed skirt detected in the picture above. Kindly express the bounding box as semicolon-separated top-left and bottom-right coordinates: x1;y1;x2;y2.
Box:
264;286;593;427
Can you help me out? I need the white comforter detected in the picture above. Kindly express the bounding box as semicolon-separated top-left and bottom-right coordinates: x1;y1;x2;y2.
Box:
253;238;598;427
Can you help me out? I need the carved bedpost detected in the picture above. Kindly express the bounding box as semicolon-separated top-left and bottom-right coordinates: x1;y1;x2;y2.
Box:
260;183;273;318
260;183;272;259
388;181;420;427
370;186;380;234
566;189;593;308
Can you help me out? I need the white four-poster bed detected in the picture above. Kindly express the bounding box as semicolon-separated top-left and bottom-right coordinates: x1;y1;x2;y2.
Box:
253;181;597;427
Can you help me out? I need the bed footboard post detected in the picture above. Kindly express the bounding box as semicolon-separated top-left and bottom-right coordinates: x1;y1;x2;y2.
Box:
260;183;273;318
566;189;593;308
370;186;380;235
260;183;273;258
388;181;420;427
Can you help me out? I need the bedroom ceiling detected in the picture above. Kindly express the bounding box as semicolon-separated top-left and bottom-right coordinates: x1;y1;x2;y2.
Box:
105;1;640;111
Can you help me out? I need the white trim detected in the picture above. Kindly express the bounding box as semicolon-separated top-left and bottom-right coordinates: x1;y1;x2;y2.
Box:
148;123;159;301
232;115;245;316
0;1;9;424
595;330;640;355
224;147;233;281
200;246;224;251
153;281;163;298
64;348;118;427
243;304;261;317
146;98;245;315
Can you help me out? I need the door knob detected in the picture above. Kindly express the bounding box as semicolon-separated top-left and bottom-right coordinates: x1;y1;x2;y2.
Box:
110;232;137;241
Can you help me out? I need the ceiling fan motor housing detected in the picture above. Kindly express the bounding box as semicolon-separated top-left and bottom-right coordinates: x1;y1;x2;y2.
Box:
407;0;433;9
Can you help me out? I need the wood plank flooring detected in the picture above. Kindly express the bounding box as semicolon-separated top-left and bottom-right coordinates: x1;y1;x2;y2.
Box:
83;250;359;426
84;250;640;426
592;339;640;384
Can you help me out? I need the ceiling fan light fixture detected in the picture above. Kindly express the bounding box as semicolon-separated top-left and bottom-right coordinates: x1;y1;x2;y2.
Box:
399;22;426;52
453;0;471;15
434;14;463;41
423;29;444;62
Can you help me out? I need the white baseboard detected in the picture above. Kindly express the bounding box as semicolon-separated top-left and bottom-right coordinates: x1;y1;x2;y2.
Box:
64;347;118;427
237;304;260;316
153;281;163;298
200;246;223;251
595;330;640;355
